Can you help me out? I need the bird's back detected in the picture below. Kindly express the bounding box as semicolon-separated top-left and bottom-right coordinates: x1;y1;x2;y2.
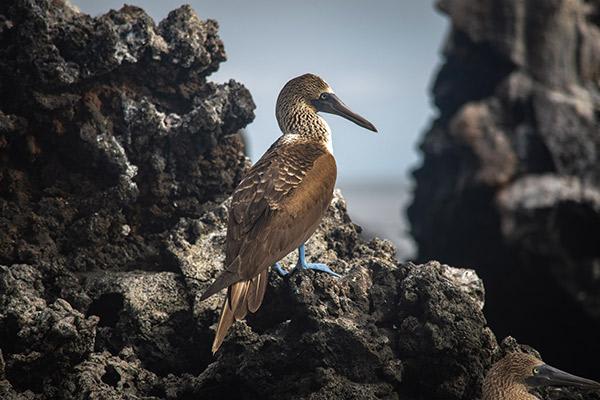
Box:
225;135;336;278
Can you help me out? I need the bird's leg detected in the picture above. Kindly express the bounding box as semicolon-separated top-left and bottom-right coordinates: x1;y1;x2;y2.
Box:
273;262;288;276
295;243;341;277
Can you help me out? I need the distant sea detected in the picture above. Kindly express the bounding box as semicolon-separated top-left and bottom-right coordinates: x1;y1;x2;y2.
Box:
338;180;416;261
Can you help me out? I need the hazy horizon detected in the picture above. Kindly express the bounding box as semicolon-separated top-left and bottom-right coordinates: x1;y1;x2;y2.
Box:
71;0;448;185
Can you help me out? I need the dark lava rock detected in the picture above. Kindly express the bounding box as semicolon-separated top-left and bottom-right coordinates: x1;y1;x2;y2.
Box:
0;0;585;399
0;0;254;292
409;0;600;379
0;0;251;396
165;191;498;400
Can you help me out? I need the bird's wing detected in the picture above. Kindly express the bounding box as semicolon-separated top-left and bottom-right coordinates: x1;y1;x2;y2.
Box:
227;139;324;248
200;138;335;300
201;138;337;353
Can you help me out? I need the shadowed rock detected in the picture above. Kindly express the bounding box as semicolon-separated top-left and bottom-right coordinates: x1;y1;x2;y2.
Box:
0;264;98;393
409;0;600;378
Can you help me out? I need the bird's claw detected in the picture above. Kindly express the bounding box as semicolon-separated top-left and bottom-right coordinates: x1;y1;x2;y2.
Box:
274;261;341;278
296;262;341;278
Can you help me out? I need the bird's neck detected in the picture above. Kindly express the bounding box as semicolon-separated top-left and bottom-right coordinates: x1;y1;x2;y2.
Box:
277;105;333;153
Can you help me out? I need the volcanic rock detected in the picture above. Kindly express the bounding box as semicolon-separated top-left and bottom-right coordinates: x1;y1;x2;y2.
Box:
409;0;600;379
1;0;593;399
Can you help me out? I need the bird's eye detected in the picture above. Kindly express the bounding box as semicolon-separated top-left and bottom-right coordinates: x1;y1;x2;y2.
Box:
319;92;329;100
532;367;539;375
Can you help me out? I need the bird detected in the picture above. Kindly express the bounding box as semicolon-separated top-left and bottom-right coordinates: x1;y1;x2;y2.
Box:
198;73;377;353
483;352;600;400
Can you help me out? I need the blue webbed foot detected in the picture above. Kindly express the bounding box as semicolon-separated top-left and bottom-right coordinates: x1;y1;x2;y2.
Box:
296;262;341;278
294;243;341;278
273;262;288;276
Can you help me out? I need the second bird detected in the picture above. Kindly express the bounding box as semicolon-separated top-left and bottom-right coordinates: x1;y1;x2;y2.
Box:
200;73;377;353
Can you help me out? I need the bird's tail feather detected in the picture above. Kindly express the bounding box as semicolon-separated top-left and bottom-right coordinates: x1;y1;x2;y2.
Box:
212;294;235;354
247;269;268;313
211;269;269;354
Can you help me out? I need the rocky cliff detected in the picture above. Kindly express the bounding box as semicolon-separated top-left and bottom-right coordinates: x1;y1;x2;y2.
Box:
409;0;600;378
0;0;597;399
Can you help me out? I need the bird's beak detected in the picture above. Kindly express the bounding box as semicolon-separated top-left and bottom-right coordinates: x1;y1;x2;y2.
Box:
313;93;377;132
525;364;600;390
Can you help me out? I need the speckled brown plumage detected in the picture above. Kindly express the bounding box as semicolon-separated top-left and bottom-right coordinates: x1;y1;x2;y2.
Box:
276;73;333;141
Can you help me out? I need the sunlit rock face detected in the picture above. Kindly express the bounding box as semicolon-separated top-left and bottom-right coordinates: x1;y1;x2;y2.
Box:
409;0;600;379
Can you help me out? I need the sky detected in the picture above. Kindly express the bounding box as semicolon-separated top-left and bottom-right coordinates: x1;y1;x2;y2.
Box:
71;0;448;185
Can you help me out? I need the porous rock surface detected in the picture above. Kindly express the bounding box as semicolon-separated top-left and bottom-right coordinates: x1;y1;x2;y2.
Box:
165;191;497;400
0;0;254;397
0;0;591;399
408;0;600;378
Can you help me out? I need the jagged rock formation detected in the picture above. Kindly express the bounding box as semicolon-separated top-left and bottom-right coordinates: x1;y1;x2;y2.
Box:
162;192;500;400
409;0;600;378
1;0;597;399
0;0;255;396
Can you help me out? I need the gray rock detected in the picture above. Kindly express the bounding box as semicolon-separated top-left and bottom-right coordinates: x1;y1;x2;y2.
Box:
59;348;160;400
82;271;199;375
0;0;255;286
158;5;225;72
0;0;252;396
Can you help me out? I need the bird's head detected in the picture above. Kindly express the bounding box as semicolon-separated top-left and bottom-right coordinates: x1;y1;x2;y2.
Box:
493;352;600;391
276;73;377;134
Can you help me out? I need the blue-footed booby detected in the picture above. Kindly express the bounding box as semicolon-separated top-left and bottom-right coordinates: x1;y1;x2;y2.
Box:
483;352;600;400
199;73;377;353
